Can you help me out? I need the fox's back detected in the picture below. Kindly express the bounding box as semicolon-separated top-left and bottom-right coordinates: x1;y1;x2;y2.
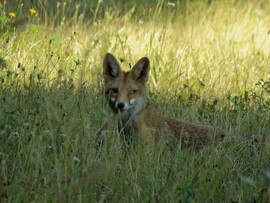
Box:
142;104;225;149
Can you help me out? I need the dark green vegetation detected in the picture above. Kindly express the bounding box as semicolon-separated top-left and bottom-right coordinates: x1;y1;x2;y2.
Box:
0;0;270;202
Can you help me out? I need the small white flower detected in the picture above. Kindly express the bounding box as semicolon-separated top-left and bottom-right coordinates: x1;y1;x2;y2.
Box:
13;132;19;137
60;133;66;138
167;2;175;7
44;130;53;136
262;170;270;180
73;156;80;164
239;175;254;186
5;125;11;130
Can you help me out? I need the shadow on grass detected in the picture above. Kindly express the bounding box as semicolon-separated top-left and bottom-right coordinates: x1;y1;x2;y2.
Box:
0;80;269;202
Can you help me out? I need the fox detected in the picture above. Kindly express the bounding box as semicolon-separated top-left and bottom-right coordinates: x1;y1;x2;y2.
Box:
97;53;225;150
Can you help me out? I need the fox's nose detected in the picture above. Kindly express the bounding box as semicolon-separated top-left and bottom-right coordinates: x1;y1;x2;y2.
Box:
117;102;125;110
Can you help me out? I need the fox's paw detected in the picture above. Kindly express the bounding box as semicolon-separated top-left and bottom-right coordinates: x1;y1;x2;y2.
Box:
96;130;107;147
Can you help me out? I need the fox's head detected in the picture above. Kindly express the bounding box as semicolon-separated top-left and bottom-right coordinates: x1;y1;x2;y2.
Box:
103;53;150;114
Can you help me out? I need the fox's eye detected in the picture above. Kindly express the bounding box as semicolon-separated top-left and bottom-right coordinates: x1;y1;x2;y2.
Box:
111;88;118;93
131;90;137;94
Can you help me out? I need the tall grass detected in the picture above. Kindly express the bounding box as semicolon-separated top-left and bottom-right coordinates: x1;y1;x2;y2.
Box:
0;0;270;202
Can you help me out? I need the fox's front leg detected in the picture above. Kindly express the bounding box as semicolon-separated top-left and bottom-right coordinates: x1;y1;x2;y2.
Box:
96;118;110;147
96;114;118;147
96;129;107;147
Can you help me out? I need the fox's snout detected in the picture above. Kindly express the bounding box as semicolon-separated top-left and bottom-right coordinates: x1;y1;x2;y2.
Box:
111;98;132;111
110;94;139;112
116;102;125;110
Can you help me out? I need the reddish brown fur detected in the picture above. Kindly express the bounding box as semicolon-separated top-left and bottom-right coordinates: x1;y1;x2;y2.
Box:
98;53;225;150
104;71;146;105
164;117;225;149
141;104;224;150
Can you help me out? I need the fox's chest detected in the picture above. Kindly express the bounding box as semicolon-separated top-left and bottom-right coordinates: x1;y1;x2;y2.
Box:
118;111;141;136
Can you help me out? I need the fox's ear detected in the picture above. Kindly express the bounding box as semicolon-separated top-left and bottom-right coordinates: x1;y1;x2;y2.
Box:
103;53;121;78
131;57;150;83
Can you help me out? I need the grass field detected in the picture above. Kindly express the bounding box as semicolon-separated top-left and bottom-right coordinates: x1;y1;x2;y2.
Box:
0;0;270;202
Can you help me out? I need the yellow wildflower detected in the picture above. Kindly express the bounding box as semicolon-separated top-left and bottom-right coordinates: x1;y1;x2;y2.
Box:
9;12;16;17
29;8;37;15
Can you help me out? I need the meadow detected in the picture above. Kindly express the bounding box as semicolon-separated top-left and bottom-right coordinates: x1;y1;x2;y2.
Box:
0;0;270;202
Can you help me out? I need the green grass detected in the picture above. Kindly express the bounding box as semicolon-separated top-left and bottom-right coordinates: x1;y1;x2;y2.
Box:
0;0;270;202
